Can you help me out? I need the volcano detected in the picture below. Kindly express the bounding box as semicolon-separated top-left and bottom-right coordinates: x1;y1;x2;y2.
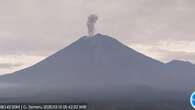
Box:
0;34;194;109
0;34;166;85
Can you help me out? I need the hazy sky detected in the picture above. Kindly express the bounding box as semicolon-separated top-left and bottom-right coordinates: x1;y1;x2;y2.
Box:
0;0;195;74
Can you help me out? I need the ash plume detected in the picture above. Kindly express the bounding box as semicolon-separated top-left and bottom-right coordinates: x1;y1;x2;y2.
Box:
87;14;98;37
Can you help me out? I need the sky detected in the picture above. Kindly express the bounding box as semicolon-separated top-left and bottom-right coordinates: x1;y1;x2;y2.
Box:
0;0;195;74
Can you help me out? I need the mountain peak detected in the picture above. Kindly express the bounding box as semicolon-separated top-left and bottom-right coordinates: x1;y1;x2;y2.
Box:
167;60;193;65
166;60;195;70
74;33;127;50
81;33;119;42
93;33;104;37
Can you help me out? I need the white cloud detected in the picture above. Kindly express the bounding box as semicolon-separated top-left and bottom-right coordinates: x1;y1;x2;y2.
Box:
0;55;45;75
130;40;195;63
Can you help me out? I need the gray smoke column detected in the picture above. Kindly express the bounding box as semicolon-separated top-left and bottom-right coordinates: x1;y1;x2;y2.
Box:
87;14;98;37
